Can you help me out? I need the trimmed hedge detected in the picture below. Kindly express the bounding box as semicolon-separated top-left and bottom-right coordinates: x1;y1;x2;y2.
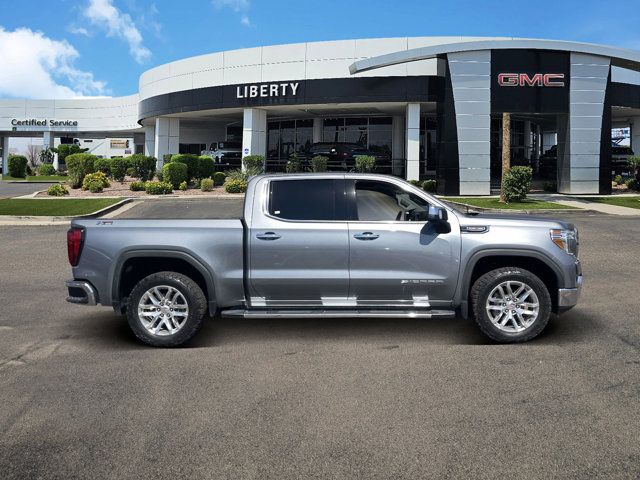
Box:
170;154;199;180
162;161;188;189
225;178;248;193
110;157;129;182
145;181;173;195
179;181;188;191
82;172;110;192
242;155;265;175
200;178;214;192
130;181;146;191
66;153;97;188
355;155;376;173
129;154;156;181
310;155;328;172
47;184;68;196
7;155;28;178
422;179;437;193
94;158;111;176
38;163;56;176
502;166;533;203
213;171;226;186
198;156;215;179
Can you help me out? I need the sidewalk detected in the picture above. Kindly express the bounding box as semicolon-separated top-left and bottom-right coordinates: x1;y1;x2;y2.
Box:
531;193;640;216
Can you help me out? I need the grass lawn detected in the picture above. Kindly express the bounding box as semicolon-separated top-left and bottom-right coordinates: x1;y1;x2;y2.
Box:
587;196;640;210
442;197;577;210
0;198;123;216
1;175;68;182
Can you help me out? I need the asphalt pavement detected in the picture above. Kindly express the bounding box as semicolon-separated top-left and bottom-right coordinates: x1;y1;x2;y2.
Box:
0;213;639;479
0;181;53;199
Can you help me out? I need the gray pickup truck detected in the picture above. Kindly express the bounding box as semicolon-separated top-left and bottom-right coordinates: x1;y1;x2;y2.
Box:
66;173;582;347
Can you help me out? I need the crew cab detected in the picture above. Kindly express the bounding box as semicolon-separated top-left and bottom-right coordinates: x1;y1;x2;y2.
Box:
66;173;582;347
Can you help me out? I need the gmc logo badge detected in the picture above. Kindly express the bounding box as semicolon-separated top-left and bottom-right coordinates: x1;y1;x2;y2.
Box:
498;73;565;87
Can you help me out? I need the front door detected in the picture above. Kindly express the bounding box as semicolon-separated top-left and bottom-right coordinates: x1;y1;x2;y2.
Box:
347;179;460;308
248;177;350;307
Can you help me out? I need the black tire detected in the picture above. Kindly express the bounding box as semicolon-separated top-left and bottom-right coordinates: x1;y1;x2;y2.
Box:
127;271;207;347
470;267;552;343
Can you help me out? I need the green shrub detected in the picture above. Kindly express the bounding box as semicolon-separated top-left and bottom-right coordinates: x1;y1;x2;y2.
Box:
66;153;96;188
198;156;215;179
226;169;248;182
39;148;55;165
179;180;188;191
129;154;157;181
47;184;68;196
94;158;111;176
86;179;105;193
310;155;328;172
213;171;226;186
156;169;163;182
543;181;557;192
627;156;640;176
200;178;214;192
54;144;88;166
624;178;639;190
225;179;248;193
242;155;265;175
38;164;56;176
286;154;303;173
502;166;533;203
130;180;146;191
422;179;437;192
170;154;199;180
110;157;128;182
82;172;110;191
162;153;174;164
355;155;376;172
144;181;173;195
26;165;33;176
613;175;623;185
7;155;28;178
408;179;421;187
162;161;188;189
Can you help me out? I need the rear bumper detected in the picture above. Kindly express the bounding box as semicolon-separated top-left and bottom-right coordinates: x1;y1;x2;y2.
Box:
558;274;582;310
66;280;98;306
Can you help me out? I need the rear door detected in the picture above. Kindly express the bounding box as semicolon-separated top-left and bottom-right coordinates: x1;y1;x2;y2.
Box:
248;177;350;307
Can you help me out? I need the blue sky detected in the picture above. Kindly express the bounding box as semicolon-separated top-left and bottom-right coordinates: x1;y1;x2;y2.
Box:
1;0;639;98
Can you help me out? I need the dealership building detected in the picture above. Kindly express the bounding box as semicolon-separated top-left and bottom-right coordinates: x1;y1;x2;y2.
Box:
2;36;640;195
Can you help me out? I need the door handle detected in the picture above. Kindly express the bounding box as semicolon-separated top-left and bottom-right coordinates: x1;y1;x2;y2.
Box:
256;232;281;241
353;231;380;240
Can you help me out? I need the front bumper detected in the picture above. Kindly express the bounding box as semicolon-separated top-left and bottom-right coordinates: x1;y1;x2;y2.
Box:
558;274;582;309
66;280;98;306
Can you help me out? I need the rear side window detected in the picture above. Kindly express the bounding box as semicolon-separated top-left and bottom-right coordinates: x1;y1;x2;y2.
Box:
269;179;343;221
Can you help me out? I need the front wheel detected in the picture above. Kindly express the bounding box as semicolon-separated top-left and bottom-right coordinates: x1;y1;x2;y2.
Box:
470;267;552;343
127;271;207;347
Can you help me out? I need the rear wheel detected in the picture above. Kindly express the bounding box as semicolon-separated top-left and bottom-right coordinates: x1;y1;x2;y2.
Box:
470;267;551;343
127;271;206;347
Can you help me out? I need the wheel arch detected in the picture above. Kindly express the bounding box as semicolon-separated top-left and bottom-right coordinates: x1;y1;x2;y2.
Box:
458;249;564;318
111;249;217;315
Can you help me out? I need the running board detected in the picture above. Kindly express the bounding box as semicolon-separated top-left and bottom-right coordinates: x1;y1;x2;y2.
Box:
220;309;456;319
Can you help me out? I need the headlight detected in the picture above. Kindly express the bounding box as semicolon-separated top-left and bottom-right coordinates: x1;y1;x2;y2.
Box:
550;228;579;256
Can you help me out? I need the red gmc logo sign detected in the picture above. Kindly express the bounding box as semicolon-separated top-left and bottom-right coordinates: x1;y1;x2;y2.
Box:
498;73;565;87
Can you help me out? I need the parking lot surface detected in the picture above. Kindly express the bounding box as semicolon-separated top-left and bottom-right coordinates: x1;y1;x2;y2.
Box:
0;212;638;479
0;181;53;199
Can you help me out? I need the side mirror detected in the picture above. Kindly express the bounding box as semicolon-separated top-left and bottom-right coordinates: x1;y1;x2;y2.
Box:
427;205;448;223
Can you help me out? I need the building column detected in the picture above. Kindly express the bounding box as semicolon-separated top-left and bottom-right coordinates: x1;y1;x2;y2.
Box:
558;53;610;194
154;118;180;168
523;120;532;160
242;108;267;168
405;103;420;181
630;117;640;157
144;126;155;157
1;137;9;176
312;117;323;143
392;115;405;176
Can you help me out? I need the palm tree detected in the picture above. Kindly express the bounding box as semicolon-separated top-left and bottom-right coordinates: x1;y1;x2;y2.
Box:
500;112;511;202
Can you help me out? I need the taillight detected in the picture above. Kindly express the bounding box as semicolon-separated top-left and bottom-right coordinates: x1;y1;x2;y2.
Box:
67;227;85;267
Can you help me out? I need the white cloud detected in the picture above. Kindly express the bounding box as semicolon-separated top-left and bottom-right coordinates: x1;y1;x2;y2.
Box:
0;27;108;99
83;0;151;63
213;0;252;27
68;25;90;36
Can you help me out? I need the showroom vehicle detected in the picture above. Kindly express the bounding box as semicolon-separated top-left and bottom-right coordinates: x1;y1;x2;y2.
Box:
200;141;242;166
65;173;582;347
301;142;388;170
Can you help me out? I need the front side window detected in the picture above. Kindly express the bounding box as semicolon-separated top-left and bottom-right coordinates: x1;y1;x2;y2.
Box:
269;179;342;221
355;180;429;222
